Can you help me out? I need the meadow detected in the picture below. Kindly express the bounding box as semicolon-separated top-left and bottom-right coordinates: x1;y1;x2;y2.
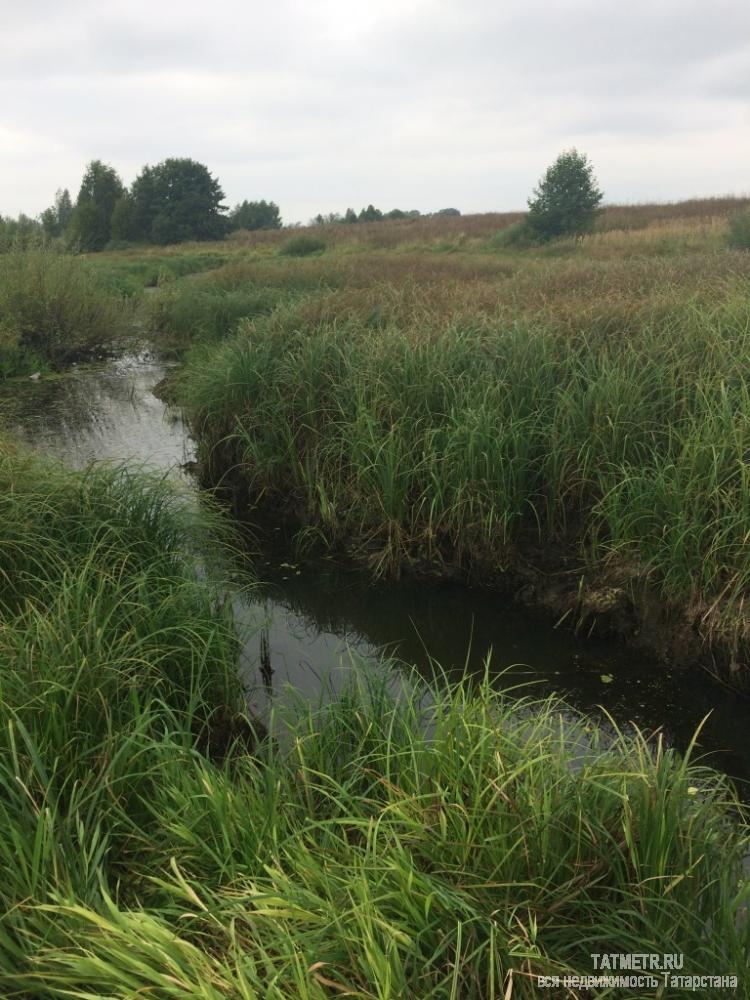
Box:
0;444;747;998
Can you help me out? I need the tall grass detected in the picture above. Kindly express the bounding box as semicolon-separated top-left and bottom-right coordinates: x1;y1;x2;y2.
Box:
178;249;750;649
0;445;746;996
91;250;230;296
0;248;130;375
0;446;250;986
147;275;297;345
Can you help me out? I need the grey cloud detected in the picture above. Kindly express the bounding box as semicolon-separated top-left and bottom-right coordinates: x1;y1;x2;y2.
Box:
1;0;748;220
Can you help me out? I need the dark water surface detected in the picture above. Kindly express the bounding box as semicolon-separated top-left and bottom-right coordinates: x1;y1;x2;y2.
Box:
3;355;749;793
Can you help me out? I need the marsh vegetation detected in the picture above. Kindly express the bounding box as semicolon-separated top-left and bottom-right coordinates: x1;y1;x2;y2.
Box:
1;195;750;996
156;199;750;673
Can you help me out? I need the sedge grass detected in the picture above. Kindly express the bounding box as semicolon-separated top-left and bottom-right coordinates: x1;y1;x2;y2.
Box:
182;303;750;591
0;446;747;996
0;248;131;376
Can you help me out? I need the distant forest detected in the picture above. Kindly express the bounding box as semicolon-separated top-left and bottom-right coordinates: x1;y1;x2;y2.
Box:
0;158;280;251
0;156;461;252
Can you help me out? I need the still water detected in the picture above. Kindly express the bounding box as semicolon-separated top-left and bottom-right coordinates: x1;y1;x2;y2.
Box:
2;354;749;792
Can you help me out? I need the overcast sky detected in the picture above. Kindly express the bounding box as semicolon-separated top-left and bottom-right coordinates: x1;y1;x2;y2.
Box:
2;0;749;223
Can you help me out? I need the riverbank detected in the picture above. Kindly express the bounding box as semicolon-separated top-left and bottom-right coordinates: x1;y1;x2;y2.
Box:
7;352;750;784
0;445;747;997
173;237;750;686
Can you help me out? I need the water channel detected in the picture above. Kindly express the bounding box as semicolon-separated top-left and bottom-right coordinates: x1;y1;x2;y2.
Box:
2;353;749;794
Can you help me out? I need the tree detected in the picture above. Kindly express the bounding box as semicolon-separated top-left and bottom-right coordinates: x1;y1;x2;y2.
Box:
125;165;158;242
40;188;73;237
229;199;282;231
0;212;42;248
312;211;343;226
110;193;137;242
358;204;383;223
526;149;603;241
69;161;124;250
130;158;227;244
343;208;358;224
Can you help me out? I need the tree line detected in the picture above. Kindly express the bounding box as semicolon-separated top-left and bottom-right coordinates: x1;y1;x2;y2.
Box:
311;206;460;225
1;158;281;251
2;148;606;251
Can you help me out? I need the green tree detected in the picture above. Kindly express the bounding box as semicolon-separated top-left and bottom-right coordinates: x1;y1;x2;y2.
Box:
69;161;124;250
343;208;358;224
110;194;137;242
130;158;227;245
359;204;383;223
0;213;42;249
128;165;157;242
526;149;603;241
311;211;342;226
40;188;73;237
229;200;281;231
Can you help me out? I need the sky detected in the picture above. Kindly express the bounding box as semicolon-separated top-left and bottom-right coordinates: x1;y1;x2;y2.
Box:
2;0;749;224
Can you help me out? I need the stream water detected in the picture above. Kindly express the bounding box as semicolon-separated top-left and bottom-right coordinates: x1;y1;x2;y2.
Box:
3;353;749;794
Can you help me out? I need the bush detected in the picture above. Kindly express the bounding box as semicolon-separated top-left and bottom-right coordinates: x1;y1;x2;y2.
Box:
728;207;750;250
0;248;130;372
280;234;326;257
489;220;536;249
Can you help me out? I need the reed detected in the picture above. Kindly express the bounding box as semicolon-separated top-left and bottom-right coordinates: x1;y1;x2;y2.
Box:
0;248;131;375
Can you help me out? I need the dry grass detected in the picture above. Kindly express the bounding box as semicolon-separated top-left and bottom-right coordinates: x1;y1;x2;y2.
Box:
94;195;749;260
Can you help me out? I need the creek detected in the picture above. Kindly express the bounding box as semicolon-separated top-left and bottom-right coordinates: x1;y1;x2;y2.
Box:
3;352;748;794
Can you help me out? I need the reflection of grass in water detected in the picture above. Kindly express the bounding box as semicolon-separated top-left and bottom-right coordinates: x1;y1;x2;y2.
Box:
0;447;747;995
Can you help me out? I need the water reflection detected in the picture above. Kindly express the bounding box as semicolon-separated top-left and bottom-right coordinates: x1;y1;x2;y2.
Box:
242;556;750;790
0;354;194;471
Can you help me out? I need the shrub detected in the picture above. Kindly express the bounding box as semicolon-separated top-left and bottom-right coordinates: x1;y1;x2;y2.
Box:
728;207;750;249
489;220;536;249
280;234;326;257
0;248;129;371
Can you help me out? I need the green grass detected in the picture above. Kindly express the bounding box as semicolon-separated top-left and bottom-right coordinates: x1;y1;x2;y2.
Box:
90;250;230;297
147;276;297;345
0;248;131;376
7;677;750;998
178;270;750;638
2;204;750;993
0;445;747;997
